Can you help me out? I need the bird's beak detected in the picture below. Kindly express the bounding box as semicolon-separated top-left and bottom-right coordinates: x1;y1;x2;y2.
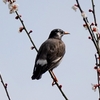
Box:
64;32;70;35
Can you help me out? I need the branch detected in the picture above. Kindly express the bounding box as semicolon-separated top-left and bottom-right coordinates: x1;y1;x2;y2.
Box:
91;0;100;97
75;0;100;99
16;6;69;100
91;0;97;26
0;74;11;100
15;11;38;53
49;71;68;100
76;0;99;54
2;0;69;100
16;10;69;100
91;0;99;52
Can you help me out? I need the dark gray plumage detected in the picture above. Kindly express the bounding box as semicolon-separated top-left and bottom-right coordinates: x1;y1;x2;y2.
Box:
31;29;69;80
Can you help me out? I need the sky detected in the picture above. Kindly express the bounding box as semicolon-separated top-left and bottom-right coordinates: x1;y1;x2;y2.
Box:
0;0;100;100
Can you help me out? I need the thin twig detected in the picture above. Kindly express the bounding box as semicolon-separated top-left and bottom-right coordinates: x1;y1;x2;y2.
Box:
15;11;38;53
76;0;83;13
95;54;100;97
0;74;11;100
49;71;68;100
98;60;100;98
15;9;69;100
84;18;98;52
2;0;69;100
76;0;100;99
95;54;98;65
91;0;97;26
91;0;100;97
76;0;99;53
91;0;99;50
15;10;68;100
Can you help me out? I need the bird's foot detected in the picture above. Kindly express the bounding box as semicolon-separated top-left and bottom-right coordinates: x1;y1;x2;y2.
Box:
49;70;58;86
52;77;58;86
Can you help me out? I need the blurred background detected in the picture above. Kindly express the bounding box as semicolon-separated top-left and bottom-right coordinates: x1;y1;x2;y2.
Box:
0;0;100;100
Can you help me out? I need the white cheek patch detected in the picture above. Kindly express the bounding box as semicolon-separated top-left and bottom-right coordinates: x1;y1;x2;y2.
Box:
36;59;47;66
57;32;61;38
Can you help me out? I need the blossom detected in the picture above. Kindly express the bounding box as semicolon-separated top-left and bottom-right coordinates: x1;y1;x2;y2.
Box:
4;83;8;88
83;23;90;30
15;15;22;19
91;83;97;92
94;66;97;69
88;36;92;40
31;46;34;50
83;24;87;30
3;0;16;4
19;27;24;32
8;3;19;14
91;23;94;26
96;67;100;74
3;0;8;4
59;85;62;89
72;4;78;11
92;26;99;33
91;83;100;92
81;12;87;18
89;9;93;12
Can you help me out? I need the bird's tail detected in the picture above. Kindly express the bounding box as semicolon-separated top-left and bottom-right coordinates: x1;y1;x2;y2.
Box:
31;64;47;80
31;73;42;80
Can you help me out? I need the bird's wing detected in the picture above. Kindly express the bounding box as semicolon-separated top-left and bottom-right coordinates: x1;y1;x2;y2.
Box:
32;39;65;79
46;39;65;70
36;39;65;70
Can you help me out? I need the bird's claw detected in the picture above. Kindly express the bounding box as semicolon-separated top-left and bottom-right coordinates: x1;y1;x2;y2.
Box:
52;81;56;86
52;77;58;86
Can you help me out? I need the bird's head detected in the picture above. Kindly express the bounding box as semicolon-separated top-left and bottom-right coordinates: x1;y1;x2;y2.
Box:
48;29;70;39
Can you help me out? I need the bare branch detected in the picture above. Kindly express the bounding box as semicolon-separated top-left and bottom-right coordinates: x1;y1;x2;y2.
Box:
15;11;38;53
0;74;11;100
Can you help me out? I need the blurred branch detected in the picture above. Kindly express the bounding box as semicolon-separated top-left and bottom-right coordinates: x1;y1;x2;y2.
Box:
0;74;11;100
75;0;100;99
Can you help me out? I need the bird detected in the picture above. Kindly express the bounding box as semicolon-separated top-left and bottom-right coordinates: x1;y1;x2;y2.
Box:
31;28;69;83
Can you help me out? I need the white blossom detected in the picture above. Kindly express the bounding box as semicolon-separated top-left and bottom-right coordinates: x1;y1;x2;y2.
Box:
81;12;87;18
91;83;96;92
8;3;12;9
9;9;14;14
72;5;78;12
8;3;19;14
3;0;8;4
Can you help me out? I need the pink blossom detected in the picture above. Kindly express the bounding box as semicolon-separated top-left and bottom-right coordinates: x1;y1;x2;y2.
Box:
8;3;19;14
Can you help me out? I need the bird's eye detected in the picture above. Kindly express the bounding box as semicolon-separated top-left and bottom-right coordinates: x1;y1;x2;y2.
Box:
58;31;63;35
